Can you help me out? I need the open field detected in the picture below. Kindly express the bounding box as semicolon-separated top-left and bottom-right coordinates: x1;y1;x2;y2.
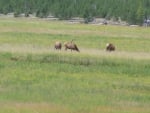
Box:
0;17;150;113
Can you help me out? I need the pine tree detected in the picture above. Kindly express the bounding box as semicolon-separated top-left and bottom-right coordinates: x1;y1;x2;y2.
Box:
136;3;145;25
0;0;149;25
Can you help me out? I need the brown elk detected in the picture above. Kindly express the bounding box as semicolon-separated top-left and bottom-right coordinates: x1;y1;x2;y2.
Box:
64;41;80;52
106;43;115;51
54;41;62;50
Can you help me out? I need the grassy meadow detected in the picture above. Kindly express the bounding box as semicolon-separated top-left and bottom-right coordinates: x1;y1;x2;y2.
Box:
0;17;150;113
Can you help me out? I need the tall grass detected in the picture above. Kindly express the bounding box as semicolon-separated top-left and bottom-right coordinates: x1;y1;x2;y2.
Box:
0;52;149;113
10;52;150;76
0;18;150;113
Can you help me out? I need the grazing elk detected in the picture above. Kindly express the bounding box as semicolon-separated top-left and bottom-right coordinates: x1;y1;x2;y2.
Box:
54;41;62;50
106;43;115;51
64;40;80;52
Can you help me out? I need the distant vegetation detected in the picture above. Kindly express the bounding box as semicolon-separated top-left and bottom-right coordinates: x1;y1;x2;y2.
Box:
0;0;150;25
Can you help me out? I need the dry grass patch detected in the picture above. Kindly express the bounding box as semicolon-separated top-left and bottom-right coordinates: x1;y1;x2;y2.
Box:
0;102;71;113
91;105;150;113
0;44;150;60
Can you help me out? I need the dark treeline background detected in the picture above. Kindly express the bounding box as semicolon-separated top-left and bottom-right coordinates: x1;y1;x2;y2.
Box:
0;0;150;25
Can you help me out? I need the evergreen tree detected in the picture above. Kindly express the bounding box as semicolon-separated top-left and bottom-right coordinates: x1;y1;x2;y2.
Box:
0;0;149;25
136;3;145;25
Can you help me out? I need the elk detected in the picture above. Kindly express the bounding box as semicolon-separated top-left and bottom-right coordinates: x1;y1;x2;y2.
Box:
64;40;80;52
54;41;62;50
106;43;115;51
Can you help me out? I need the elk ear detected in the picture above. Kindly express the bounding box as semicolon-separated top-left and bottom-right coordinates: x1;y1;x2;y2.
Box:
71;39;75;43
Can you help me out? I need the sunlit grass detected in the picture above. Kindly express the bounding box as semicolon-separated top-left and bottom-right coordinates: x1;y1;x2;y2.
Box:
0;52;149;113
0;17;150;38
0;18;149;113
0;17;150;52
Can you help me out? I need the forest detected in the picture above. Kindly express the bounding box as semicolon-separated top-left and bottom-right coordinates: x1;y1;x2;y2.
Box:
0;0;150;25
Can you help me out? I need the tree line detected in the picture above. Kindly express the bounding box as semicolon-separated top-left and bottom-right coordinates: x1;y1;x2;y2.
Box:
0;0;150;25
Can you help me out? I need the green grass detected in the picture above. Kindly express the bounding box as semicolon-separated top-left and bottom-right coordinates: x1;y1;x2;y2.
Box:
0;18;150;52
0;18;150;113
0;53;149;113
